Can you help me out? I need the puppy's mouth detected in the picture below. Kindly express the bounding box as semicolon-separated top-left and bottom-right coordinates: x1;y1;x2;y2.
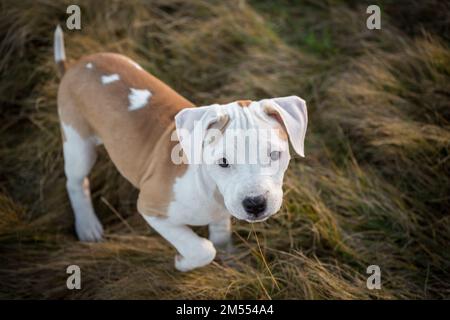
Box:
228;211;270;223
244;214;271;223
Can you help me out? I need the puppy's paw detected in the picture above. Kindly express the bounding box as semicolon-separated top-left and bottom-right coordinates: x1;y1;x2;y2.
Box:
174;239;216;272
75;214;104;242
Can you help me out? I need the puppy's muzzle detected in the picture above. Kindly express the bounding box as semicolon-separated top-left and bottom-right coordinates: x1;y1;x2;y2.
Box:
242;195;267;218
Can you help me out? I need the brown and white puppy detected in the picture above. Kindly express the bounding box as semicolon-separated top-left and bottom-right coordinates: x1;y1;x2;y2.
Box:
54;26;307;271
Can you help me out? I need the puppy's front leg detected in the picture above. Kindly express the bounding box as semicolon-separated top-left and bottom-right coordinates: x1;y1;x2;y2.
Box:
142;216;216;272
209;217;233;252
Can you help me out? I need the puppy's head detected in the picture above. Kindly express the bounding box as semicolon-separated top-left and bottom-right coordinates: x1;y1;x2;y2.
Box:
175;96;307;222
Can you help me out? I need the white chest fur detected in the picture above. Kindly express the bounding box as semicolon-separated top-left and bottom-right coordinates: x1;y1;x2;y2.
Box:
167;164;229;226
142;164;231;272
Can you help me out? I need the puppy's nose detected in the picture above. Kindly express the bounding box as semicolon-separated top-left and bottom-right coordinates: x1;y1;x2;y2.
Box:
242;195;267;217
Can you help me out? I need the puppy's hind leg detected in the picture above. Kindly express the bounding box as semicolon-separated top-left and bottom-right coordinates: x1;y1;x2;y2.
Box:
62;123;103;242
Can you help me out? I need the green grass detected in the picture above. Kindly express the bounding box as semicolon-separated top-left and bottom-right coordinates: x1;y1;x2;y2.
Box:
0;0;449;299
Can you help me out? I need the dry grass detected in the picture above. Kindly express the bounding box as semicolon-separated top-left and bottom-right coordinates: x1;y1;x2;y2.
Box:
0;0;449;299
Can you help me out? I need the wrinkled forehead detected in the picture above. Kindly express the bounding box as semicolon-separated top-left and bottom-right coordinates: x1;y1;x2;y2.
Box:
212;101;288;152
224;100;284;132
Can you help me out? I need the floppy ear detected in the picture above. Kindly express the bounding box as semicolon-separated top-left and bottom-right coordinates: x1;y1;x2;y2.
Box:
174;105;228;164
261;96;308;157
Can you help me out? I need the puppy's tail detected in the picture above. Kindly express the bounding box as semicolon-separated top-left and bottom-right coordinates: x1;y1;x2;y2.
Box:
54;25;66;78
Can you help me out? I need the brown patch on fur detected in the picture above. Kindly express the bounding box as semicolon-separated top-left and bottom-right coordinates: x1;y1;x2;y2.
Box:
266;110;288;140
57;53;193;217
236;100;252;107
137;123;188;217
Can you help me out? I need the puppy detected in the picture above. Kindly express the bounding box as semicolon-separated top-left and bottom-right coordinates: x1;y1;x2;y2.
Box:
54;26;307;271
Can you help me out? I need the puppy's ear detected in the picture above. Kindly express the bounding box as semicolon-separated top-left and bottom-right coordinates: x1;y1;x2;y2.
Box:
175;105;228;164
261;96;308;157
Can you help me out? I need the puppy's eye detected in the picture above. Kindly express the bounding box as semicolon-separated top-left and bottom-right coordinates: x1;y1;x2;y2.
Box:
218;157;229;168
270;151;281;161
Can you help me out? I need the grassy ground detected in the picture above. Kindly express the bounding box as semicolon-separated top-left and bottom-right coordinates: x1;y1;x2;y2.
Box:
0;0;449;299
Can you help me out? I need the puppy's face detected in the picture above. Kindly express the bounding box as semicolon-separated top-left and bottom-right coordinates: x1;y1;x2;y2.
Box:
202;105;290;222
175;96;307;222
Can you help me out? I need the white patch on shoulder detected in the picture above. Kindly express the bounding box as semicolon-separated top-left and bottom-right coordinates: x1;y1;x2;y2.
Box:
128;88;152;111
86;62;93;69
101;74;120;84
